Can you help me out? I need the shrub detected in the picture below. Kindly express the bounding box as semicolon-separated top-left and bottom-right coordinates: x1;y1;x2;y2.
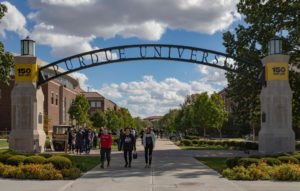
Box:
278;156;299;164
47;156;72;169
238;158;260;168
61;167;81;179
21;163;63;180
180;139;192;146
2;163;63;180
39;153;53;158
0;153;12;163
6;155;27;166
24;156;46;164
260;158;281;166
226;157;241;168
0;162;8;175
272;164;300;181
222;162;272;180
191;140;199;145
293;155;300;161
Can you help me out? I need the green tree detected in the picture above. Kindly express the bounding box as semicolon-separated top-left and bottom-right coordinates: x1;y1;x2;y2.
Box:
0;3;14;85
159;109;179;133
90;111;107;128
105;109;122;131
68;94;90;127
223;0;300;129
209;93;228;138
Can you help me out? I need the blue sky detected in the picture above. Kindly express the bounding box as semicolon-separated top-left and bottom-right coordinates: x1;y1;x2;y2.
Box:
0;0;241;117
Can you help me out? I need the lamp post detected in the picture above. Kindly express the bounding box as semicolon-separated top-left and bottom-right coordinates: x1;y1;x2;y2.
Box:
21;36;35;56
268;36;283;55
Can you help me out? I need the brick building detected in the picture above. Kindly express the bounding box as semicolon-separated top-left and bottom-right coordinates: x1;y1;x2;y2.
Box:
0;57;118;135
82;92;119;116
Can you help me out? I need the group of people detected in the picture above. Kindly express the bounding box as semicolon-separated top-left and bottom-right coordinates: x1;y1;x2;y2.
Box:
99;127;156;168
67;128;97;155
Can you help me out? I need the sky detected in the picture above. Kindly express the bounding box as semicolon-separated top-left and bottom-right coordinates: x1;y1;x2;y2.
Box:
0;0;242;118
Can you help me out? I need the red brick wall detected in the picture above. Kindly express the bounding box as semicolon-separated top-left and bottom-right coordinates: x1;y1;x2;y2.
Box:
0;81;14;132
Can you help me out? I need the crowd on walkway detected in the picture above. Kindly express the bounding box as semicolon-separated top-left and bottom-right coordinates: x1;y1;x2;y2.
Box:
66;128;97;155
99;127;156;168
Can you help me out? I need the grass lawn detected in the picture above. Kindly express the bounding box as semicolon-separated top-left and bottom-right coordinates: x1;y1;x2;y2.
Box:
68;155;100;172
179;145;228;150
0;139;8;148
196;157;228;173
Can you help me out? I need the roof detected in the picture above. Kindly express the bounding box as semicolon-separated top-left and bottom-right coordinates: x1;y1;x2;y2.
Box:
82;92;104;98
144;116;162;121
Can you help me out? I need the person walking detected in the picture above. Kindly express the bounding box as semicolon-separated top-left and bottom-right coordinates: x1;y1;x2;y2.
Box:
99;128;112;168
120;127;136;168
143;127;156;168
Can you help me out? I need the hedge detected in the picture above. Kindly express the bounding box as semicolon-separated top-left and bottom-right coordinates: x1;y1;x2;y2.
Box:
237;158;260;168
179;139;258;150
61;168;81;179
47;156;72;169
277;156;299;164
24;156;46;164
225;157;241;168
6;155;27;166
260;158;281;166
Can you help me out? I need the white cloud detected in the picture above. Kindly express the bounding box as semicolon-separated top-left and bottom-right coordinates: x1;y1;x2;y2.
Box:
28;0;240;41
67;71;223;117
40;0;94;6
97;75;219;117
31;23;96;57
0;1;28;38
196;57;235;86
70;72;89;91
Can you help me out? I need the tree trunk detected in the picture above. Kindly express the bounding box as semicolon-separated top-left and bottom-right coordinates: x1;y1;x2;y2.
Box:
203;128;206;138
218;128;222;138
252;125;255;141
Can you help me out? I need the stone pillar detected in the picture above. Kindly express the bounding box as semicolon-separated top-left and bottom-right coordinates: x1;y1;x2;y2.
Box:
9;56;46;153
259;54;295;154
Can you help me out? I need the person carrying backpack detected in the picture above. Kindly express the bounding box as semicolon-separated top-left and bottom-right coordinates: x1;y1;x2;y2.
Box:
143;127;156;168
99;128;112;168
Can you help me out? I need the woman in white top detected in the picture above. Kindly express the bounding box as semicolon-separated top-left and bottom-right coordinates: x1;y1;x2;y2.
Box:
142;128;156;168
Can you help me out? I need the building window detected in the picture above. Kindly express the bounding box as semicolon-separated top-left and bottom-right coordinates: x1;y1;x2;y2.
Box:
55;94;58;106
96;101;101;108
51;92;54;104
91;101;96;108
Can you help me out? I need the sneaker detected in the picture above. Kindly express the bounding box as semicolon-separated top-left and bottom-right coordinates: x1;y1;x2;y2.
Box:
100;165;104;169
128;164;131;168
107;163;110;168
124;163;128;168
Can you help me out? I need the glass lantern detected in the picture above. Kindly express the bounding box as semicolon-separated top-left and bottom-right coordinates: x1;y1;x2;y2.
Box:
21;36;35;56
268;36;283;55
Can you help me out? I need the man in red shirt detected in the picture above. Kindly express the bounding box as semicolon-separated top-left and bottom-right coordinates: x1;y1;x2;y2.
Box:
99;128;112;168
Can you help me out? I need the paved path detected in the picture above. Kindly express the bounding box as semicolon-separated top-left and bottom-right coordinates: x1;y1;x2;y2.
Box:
1;139;300;191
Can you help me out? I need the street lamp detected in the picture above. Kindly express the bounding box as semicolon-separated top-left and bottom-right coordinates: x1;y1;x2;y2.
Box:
268;36;283;55
21;36;35;56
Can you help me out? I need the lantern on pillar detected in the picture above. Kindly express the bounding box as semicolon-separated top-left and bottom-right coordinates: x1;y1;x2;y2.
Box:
268;36;283;55
21;36;35;56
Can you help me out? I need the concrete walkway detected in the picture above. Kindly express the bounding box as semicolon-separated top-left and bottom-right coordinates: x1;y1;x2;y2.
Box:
1;139;300;191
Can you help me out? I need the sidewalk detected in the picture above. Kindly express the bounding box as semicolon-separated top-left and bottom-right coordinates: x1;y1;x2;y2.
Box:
1;139;300;191
63;139;245;191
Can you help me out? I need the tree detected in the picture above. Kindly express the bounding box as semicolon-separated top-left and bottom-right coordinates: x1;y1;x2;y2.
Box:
159;109;179;133
209;93;228;138
68;94;90;127
223;0;300;129
90;111;107;128
105;109;122;131
0;3;14;85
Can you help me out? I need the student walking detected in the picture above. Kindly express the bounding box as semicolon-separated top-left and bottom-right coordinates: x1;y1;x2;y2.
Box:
120;127;136;168
143;127;156;168
99;129;112;168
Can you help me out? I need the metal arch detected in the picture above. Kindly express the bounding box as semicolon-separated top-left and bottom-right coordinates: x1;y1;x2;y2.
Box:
37;44;258;86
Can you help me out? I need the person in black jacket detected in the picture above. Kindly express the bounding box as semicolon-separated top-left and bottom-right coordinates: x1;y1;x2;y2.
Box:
120;127;136;168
